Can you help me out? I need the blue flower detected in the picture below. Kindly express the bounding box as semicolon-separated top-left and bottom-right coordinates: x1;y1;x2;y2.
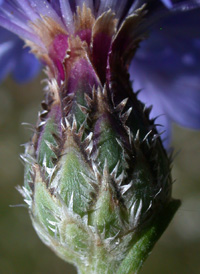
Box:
0;27;41;83
0;0;41;83
130;6;200;145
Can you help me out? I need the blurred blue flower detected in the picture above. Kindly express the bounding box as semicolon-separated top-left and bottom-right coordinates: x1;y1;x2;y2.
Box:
0;27;41;83
129;6;200;145
0;0;41;83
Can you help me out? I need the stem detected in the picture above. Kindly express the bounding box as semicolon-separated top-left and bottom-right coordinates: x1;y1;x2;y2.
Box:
77;199;180;274
116;199;181;274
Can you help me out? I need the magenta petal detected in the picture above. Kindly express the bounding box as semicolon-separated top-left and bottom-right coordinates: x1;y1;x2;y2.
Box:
66;58;100;98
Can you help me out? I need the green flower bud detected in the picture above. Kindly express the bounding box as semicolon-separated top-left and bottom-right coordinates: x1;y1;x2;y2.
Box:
19;79;180;273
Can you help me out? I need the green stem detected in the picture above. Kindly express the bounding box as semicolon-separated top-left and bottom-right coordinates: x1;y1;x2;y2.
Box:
77;199;180;274
116;199;181;274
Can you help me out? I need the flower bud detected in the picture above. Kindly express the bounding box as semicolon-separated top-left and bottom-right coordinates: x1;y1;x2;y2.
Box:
19;72;180;273
17;4;180;273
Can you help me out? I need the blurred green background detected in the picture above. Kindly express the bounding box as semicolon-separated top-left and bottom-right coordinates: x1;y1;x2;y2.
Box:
0;75;200;274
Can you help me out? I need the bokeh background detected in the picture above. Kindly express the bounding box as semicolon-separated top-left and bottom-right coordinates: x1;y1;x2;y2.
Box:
0;75;200;274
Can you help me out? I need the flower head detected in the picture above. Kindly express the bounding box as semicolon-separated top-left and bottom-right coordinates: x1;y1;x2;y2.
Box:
0;1;199;141
0;1;148;84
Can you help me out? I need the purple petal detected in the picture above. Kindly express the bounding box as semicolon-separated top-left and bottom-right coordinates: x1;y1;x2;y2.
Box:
29;0;65;27
58;0;73;27
0;14;42;44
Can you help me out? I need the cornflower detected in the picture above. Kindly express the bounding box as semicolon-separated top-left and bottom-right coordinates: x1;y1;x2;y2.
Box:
0;1;199;273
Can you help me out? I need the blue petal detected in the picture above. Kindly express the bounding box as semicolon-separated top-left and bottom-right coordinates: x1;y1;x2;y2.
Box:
129;7;200;143
159;76;200;129
159;0;200;11
130;62;172;147
12;46;41;83
0;41;16;81
0;27;41;83
0;27;17;42
161;0;173;8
